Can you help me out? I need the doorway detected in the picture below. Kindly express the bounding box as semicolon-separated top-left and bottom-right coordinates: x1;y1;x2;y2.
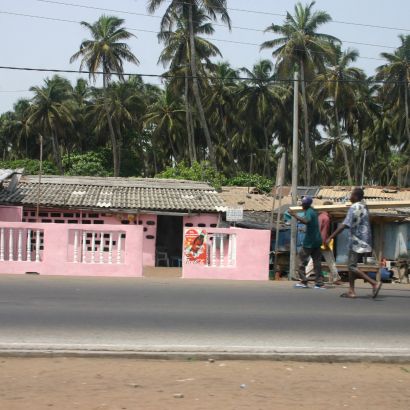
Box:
155;215;183;267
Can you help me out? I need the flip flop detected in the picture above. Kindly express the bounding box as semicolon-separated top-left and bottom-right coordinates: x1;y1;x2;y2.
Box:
372;282;382;299
340;292;356;299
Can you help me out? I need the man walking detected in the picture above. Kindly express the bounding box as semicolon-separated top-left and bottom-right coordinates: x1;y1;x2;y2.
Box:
319;208;342;285
289;196;324;289
326;187;382;299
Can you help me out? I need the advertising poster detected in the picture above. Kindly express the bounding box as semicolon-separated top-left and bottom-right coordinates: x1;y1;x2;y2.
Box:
184;228;207;265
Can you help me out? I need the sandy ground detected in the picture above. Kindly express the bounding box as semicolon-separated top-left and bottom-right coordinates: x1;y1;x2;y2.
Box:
0;358;409;410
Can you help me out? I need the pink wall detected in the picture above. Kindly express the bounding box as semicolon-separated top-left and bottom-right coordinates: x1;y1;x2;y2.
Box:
22;208;158;267
183;214;219;229
183;228;271;281
0;222;143;277
21;208;220;267
0;206;23;222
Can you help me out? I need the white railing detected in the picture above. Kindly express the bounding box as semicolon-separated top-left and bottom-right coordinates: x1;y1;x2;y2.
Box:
183;227;271;281
0;227;43;262
69;229;126;264
207;233;237;268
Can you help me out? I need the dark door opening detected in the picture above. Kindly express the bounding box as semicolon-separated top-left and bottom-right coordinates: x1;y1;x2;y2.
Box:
155;215;183;267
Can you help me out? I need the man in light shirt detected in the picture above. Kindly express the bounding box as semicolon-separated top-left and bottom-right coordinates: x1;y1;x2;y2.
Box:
326;187;382;299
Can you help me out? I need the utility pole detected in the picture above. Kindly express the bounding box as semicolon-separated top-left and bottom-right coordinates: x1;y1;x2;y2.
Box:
36;134;43;223
272;154;286;278
289;72;299;281
248;153;255;193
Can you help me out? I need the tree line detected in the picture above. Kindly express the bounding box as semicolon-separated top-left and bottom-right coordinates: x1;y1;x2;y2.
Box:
0;1;409;187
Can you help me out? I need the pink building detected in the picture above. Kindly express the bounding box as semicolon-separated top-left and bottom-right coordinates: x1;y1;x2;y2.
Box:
0;174;224;266
0;172;270;280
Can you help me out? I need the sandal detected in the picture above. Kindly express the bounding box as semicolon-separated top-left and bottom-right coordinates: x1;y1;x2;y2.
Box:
372;282;382;299
340;292;356;299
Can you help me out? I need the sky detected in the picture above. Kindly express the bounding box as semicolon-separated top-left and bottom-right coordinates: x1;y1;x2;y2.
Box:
0;0;409;113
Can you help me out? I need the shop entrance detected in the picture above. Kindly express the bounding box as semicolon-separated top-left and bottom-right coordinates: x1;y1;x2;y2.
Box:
155;215;183;267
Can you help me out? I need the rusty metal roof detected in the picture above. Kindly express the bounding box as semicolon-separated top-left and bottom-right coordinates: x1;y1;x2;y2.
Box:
318;186;410;201
0;175;226;213
219;186;274;212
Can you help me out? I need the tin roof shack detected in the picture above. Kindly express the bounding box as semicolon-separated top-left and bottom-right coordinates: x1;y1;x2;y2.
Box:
219;186;292;278
290;198;410;282
219;186;275;229
269;185;410;280
315;187;410;278
0;175;226;268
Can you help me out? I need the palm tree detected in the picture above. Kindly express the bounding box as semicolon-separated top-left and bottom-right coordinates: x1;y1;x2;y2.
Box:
261;1;339;184
237;60;284;177
88;79;145;174
346;81;380;183
205;62;240;174
157;8;221;165
69;78;91;154
70;15;139;176
314;47;366;184
8;99;33;158
144;85;185;163
376;34;410;147
28;75;74;174
148;0;231;169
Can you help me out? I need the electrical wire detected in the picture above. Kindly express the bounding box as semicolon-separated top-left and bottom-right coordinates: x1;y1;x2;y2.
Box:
169;0;410;32
35;0;410;33
32;0;403;48
0;11;388;62
0;65;406;85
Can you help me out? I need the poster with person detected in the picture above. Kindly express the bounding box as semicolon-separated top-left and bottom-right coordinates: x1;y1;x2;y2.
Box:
184;228;207;264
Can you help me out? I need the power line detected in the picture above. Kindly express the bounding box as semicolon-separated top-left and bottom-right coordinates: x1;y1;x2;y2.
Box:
0;10;387;62
0;89;31;93
32;0;401;49
172;0;410;32
0;64;406;85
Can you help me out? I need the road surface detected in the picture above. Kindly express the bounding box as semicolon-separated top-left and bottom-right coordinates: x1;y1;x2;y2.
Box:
0;274;409;358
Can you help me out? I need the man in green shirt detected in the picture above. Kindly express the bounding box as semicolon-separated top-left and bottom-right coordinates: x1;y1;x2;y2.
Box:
289;196;324;289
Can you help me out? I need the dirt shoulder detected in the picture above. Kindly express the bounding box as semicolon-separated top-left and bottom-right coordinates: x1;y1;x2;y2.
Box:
1;358;409;410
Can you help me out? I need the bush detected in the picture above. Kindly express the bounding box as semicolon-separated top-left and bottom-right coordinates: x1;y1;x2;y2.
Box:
0;159;58;175
63;150;113;177
156;162;274;192
225;172;274;193
156;161;227;189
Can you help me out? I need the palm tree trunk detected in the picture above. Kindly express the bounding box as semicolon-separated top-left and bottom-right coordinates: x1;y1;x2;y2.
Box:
299;60;311;185
334;107;353;185
263;125;269;177
356;129;363;185
188;108;196;162
115;123;123;176
51;130;64;175
184;73;195;165
188;3;216;168
405;78;410;145
219;106;237;174
103;73;120;177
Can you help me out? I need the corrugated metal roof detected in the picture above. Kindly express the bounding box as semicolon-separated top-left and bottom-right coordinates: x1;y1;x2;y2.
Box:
0;169;15;182
219;186;274;212
0;175;226;213
318;186;410;200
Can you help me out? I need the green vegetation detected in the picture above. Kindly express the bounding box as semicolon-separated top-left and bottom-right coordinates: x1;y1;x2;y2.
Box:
0;2;409;187
157;162;273;192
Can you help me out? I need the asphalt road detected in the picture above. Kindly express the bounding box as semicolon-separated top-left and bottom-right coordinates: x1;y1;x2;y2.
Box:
0;274;409;357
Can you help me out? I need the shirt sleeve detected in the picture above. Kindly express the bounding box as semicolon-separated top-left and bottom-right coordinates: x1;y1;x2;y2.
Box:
343;207;354;228
319;213;330;241
304;208;312;223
